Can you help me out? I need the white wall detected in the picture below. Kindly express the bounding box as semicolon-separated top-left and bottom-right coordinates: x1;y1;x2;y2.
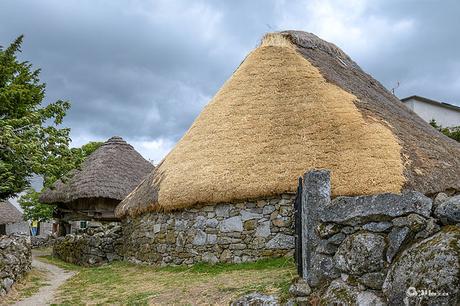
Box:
403;98;460;127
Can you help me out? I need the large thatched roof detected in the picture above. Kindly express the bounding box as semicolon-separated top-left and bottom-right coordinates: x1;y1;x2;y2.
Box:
40;136;154;204
0;200;23;224
116;31;460;218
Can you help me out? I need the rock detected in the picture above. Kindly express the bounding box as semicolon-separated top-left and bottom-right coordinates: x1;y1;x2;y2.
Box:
192;230;207;245
392;213;426;231
322;191;432;225
289;278;311;297
386;226;410;262
193;216;207;228
215;204;231;217
334;232;386;275
266;234;294;249
241;211;263;221
2;278;13;292
433;192;449;209
317;240;338;255
207;234;217;244
415;217;440;239
220;216;243;232
202;253;218;264
205;218;219;228
359;272;386;290
356;291;385;306
434;195;460;225
322;279;384;306
309;254;339;283
231;293;279;306
220;249;232;262
244;220;258;231
262;205;276;215
322;279;358;305
383;226;460;305
362;221;392;232
255;221;271;238
316;223;342;238
153;224;161;233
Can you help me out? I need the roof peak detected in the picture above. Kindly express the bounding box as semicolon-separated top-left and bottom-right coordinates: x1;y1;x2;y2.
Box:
104;136;130;146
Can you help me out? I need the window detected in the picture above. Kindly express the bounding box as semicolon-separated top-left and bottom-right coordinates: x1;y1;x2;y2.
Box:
80;221;87;229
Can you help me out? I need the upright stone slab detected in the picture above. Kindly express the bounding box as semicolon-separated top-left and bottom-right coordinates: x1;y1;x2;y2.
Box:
301;169;332;287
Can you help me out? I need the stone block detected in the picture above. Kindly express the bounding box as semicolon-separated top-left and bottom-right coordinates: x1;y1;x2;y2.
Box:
219;216;243;232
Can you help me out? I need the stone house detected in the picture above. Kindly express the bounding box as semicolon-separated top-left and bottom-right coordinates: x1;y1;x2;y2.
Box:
39;136;153;235
115;31;460;265
0;200;28;235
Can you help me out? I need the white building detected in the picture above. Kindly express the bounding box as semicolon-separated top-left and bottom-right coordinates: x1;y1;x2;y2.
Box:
0;200;29;235
401;95;460;127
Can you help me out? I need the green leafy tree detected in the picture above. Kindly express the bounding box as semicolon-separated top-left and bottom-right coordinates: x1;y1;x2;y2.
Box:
0;35;71;200
429;119;460;142
19;141;103;221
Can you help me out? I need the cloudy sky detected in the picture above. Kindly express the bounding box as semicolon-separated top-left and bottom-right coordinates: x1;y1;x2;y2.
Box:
1;0;459;163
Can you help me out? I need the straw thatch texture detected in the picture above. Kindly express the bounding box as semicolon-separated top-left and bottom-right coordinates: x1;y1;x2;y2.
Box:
40;136;154;204
0;200;23;224
116;31;460;218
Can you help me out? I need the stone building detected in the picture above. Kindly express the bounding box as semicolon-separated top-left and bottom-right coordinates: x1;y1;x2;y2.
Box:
115;31;460;265
0;200;28;235
40;136;153;235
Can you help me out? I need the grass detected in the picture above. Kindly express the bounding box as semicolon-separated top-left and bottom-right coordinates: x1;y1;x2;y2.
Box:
38;256;295;305
0;268;49;305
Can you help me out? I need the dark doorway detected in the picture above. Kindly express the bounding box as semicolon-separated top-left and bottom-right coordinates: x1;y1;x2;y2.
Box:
0;224;6;235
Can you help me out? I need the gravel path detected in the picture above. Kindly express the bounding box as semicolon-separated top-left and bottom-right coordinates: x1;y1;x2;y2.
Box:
14;251;75;306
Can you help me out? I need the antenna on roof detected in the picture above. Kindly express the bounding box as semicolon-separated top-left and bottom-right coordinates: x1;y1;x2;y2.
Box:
391;81;400;95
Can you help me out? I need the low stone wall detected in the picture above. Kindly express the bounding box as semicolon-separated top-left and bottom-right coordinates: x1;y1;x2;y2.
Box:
121;194;296;265
31;236;56;249
294;170;460;305
0;235;31;297
53;223;122;266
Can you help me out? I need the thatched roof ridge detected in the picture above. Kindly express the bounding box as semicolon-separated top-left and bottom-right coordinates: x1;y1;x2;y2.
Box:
0;200;23;224
40;136;154;204
116;31;460;218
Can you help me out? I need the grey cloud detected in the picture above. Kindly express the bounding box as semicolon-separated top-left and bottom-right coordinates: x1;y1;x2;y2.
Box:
0;0;459;160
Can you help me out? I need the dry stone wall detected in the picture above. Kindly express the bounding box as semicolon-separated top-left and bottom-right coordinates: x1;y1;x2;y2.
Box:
121;195;296;265
293;170;460;306
53;223;122;266
0;235;31;297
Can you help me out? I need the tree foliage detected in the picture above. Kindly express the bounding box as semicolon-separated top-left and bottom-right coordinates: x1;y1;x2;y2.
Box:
0;35;71;200
19;141;103;221
429;119;460;142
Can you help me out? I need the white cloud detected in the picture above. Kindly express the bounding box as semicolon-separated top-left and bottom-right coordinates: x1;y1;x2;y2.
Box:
274;0;415;59
129;138;175;165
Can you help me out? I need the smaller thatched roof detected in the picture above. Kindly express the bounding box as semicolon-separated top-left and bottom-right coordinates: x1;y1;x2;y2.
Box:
0;200;23;224
40;136;154;204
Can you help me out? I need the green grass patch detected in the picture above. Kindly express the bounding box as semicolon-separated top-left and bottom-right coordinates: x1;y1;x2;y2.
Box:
38;255;83;271
48;256;295;305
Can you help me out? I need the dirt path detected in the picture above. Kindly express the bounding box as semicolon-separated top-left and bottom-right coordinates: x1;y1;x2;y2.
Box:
14;251;75;306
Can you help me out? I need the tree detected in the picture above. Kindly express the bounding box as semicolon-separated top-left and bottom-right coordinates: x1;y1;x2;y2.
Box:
0;35;72;200
429;119;460;142
19;141;103;221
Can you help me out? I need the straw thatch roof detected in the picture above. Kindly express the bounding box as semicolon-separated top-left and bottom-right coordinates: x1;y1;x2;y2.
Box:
116;31;460;218
40;136;154;204
0;200;23;224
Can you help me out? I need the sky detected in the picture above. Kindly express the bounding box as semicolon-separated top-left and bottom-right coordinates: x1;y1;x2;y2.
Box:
1;0;460;164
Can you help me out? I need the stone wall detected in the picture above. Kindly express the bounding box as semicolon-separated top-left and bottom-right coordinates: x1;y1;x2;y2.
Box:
121;195;296;265
53;223;122;266
294;170;460;305
0;235;31;297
